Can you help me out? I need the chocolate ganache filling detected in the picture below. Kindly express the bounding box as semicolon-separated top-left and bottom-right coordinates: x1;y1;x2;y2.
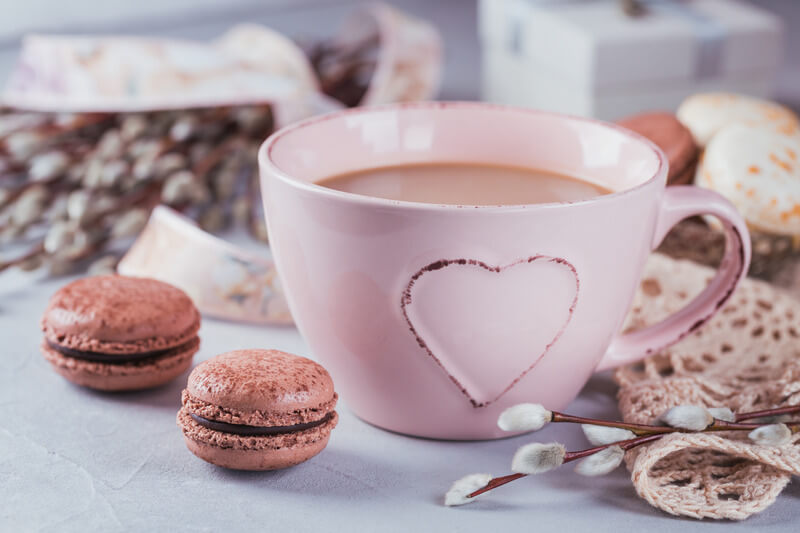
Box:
47;338;197;364
189;412;334;436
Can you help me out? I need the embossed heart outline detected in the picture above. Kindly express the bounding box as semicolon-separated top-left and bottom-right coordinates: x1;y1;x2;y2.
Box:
400;255;579;407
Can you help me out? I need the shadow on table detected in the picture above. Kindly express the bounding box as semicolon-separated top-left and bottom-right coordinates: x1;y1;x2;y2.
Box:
71;367;191;410
781;480;800;501
205;447;397;501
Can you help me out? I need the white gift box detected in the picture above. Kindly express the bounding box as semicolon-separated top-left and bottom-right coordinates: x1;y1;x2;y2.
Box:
479;0;784;120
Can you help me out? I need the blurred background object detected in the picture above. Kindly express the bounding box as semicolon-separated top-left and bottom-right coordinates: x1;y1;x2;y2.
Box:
0;2;441;276
1;0;798;280
480;0;784;120
0;0;798;107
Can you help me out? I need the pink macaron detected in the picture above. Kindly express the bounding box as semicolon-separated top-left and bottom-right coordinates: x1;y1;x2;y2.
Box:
177;349;339;471
41;275;201;391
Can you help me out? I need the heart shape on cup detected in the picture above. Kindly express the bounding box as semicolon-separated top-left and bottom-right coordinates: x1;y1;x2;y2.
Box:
401;255;579;407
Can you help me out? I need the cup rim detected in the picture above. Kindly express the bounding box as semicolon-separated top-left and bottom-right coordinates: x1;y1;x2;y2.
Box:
259;101;668;212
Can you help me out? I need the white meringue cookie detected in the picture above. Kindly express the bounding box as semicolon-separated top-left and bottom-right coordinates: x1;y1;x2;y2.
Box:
697;124;800;236
677;93;799;147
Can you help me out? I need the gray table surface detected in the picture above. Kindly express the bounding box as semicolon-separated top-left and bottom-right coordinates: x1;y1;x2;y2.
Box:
2;1;800;531
4;271;800;533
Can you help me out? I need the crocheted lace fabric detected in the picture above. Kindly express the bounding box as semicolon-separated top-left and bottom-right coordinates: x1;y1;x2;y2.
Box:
615;254;800;520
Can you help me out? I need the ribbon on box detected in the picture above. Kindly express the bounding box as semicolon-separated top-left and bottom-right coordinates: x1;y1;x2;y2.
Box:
505;0;725;80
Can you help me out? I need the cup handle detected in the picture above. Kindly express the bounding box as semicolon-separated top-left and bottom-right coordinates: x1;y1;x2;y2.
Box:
595;186;752;372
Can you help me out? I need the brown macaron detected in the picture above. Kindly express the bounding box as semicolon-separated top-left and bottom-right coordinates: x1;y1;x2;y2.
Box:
41;275;200;391
616;111;699;186
177;349;338;471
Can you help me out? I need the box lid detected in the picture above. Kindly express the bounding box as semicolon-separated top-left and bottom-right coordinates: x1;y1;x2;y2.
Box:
479;0;783;89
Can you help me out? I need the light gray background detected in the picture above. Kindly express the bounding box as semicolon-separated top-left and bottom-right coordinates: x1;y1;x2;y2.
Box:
2;1;799;531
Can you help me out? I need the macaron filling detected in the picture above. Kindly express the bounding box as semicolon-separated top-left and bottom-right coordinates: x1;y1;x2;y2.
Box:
188;412;334;437
46;337;199;364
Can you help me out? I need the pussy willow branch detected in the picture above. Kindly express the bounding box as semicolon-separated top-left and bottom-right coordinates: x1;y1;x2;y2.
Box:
735;405;800;422
551;409;799;436
468;434;664;499
0;242;43;273
466;405;800;501
0;180;161;271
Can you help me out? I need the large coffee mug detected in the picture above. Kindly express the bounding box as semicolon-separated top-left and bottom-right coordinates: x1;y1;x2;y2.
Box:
259;102;751;440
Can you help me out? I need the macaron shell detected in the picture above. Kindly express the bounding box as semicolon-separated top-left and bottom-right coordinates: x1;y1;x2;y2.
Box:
677;93;800;147
183;434;331;471
177;407;338;470
42;275;201;353
616;112;698;185
697;124;800;236
41;337;198;391
182;389;337;427
187;349;335;414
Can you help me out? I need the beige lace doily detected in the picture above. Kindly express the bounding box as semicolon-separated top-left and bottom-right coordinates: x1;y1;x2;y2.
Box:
615;254;800;520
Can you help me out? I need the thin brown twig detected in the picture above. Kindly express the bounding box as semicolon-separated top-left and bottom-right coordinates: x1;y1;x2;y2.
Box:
467;434;664;499
551;408;797;436
735;405;800;422
0;241;44;273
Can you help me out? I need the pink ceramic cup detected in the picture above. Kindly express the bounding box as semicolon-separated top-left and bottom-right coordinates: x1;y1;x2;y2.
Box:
259;102;751;440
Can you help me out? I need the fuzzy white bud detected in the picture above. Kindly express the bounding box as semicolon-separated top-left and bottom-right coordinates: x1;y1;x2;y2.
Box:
162;171;209;205
213;164;239;200
111;208;148;239
46;195;69;222
87;255;118;276
66;161;86;184
120;115;147;141
511;442;565;475
498;403;552;432
170;116;197;142
44;220;76;254
199;205;227;233
574;445;625;476
100;160;128;187
29;151;69;181
67;190;92;223
82;159;104;189
58;229;90;260
581;424;636;446
707;407;735;423
133;152;157;181
233;107;268;133
6;131;43;161
11;185;47;226
154;153;187;177
96;129;123;160
232;197;251;226
749;424;793;447
660;405;713;431
444;473;492;507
